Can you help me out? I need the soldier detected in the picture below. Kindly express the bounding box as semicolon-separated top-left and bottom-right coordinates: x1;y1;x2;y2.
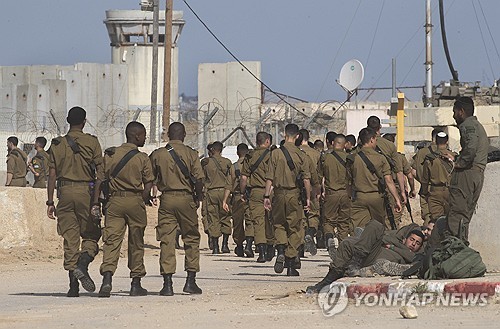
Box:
46;106;104;297
445;97;488;243
318;134;351;247
150;122;204;296
411;128;441;225
96;121;154;297
201;143;213;248
201;141;232;254
298;129;321;256
29;136;49;188
264;124;311;276
325;131;337;152
240;132;273;262
348;128;402;230
5;136;27;187
420;132;455;222
222;143;250;257
313;139;324;153
345;134;357;154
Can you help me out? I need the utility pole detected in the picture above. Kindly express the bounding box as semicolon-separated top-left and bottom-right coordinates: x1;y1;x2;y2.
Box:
150;0;159;143
424;0;433;107
162;0;173;141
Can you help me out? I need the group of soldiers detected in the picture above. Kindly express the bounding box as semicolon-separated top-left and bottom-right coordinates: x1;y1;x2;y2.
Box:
4;95;489;297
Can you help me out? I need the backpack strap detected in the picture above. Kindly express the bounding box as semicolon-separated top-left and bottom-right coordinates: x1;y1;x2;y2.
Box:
166;144;197;186
375;145;396;171
249;149;270;175
110;149;140;179
328;150;346;168
280;146;296;173
65;135;81;154
358;151;379;178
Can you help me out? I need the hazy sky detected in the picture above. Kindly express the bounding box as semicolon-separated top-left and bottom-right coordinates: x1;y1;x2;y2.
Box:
1;0;499;103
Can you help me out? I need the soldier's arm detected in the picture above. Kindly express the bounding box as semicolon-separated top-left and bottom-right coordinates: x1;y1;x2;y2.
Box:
264;179;273;211
406;171;416;198
47;168;57;219
142;155;155;204
455;125;478;169
303;178;311;211
384;174;402;212
222;189;231;212
419;160;430;197
240;175;248;201
5;157;14;186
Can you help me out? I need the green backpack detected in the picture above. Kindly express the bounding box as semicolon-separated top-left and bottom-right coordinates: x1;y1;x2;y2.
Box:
421;236;487;280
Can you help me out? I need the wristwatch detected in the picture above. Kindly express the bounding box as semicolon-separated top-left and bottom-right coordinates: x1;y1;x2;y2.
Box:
263;195;270;199
46;200;54;206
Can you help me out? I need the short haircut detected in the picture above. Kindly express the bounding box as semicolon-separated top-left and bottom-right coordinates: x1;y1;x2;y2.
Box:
382;133;396;143
436;132;449;145
298;129;310;142
334;134;346;143
125;121;146;140
345;134;356;146
314;139;324;149
359;127;377;145
237;143;249;157
454;96;474;116
406;229;425;241
431;128;443;140
211;141;223;153
66;106;86;125
256;131;269;146
7;136;18;146
295;130;304;146
326;131;337;145
168;122;185;140
285;123;299;138
35;136;47;148
367;116;381;130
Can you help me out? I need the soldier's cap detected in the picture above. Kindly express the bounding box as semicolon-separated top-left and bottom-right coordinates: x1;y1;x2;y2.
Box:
437;132;447;138
67;106;86;125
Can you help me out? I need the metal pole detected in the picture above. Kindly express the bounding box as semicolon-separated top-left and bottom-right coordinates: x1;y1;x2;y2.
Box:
392;58;396;98
150;0;159;143
425;0;433;107
162;0;173;141
396;93;405;153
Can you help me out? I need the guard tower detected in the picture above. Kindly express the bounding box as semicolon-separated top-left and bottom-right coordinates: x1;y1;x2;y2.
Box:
104;9;185;116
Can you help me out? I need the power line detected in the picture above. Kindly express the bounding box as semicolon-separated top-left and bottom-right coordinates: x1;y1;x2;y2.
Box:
477;0;500;69
472;0;496;83
365;0;386;70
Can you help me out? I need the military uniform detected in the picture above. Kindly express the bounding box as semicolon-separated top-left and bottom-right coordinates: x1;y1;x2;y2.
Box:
412;144;437;225
100;143;154;278
31;149;49;188
201;154;232;239
228;157;250;247
300;144;321;234
266;142;310;259
6;147;28;187
348;147;391;229
387;153;411;228
318;150;351;241
447;116;488;242
150;140;204;275
48;129;104;271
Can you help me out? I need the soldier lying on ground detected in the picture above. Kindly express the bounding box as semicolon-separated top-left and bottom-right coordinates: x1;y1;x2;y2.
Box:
306;219;424;293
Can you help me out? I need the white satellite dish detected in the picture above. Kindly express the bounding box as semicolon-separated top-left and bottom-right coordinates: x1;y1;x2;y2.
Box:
338;59;364;92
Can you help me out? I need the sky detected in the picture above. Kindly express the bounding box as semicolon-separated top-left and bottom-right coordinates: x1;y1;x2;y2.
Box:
1;0;499;103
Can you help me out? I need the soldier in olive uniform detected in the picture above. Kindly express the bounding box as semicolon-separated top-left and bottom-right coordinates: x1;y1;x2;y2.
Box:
6;136;27;187
150;122;204;296
445;97;489;243
46;106;104;297
97;122;154;297
318;134;351;246
201;141;233;254
345;134;357;154
298;129;321;256
420;132;455;222
347;128;402;230
264;124;311;276
222;143;250;257
29;136;49;188
240;132;273;262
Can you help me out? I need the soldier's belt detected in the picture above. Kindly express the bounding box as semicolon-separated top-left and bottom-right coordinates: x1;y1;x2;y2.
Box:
273;187;299;195
356;190;380;194
111;191;142;197
325;188;347;195
429;185;448;192
207;187;225;191
59;180;91;187
161;190;192;196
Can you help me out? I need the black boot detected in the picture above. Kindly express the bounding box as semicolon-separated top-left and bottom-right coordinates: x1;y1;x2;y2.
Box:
306;267;344;294
265;244;275;261
221;234;230;253
208;234;213;250
67;270;79;297
130;277;148;296
183;271;202;294
274;245;286;274
286;257;300;276
175;230;182;250
345;255;364;277
98;271;113;298
244;237;254;258
298;245;305;258
234;244;244;257
159;274;174;296
324;233;334;251
291;256;301;269
256;244;266;263
73;252;96;292
212;237;220;254
304;228;317;256
316;229;326;249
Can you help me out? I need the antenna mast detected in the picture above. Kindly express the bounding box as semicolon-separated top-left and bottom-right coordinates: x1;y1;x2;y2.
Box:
425;0;433;107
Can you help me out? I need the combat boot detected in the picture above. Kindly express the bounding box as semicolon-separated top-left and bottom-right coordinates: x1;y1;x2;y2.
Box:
306;267;344;294
286;257;300;277
98;271;113;298
221;234;230;253
73;252;96;292
183;271;202;294
208;234;213;250
274;245;286;274
130;277;148;296
159;274;174;296
298;245;305;258
256;244;266;263
234;244;244;257
244;237;254;258
212;237;220;254
345;254;364;277
304;228;317;256
67;270;79;297
265;244;275;261
324;233;334;251
175;230;182;250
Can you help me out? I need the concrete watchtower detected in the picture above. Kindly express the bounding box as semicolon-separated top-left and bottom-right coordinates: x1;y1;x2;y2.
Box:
104;9;185;116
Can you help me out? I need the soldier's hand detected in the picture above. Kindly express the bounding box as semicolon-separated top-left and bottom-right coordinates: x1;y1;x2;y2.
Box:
409;190;416;198
47;205;56;220
400;192;407;205
394;202;402;213
222;202;230;213
91;204;101;218
240;195;247;203
264;198;272;211
303;199;311;213
149;196;158;207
